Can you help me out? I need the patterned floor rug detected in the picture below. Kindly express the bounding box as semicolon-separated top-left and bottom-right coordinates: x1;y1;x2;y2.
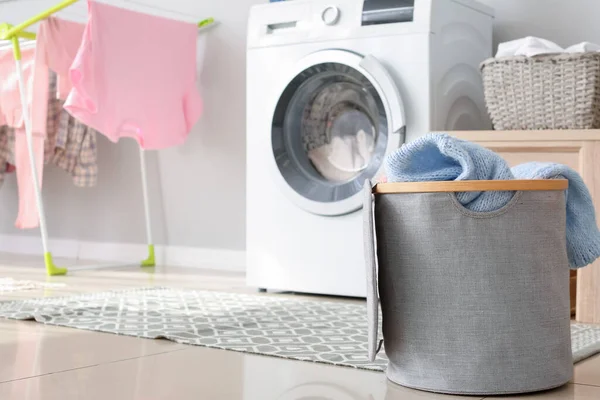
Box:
0;287;598;370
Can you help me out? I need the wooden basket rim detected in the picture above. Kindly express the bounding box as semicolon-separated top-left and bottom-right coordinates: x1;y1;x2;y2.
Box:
373;179;568;194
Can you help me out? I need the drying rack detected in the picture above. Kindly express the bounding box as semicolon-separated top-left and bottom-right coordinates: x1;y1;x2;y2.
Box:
0;0;214;276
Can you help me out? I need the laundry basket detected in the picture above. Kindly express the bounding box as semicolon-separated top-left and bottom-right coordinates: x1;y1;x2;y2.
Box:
480;52;600;130
363;179;573;395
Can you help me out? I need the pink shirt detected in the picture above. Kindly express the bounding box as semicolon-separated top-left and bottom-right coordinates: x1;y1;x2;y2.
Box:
36;17;86;100
65;1;203;150
30;17;86;140
0;46;47;229
0;47;43;133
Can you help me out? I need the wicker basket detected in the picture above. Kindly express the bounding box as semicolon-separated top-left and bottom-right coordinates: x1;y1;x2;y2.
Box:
481;52;600;130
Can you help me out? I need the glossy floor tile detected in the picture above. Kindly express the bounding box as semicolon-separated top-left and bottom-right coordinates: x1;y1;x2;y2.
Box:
486;384;600;400
573;354;600;386
0;253;599;399
0;320;184;383
0;346;483;400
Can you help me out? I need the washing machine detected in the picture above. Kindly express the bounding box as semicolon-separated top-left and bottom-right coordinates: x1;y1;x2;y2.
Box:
246;0;494;297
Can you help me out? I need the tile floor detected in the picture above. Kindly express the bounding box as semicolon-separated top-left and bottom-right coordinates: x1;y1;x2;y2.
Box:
0;253;598;400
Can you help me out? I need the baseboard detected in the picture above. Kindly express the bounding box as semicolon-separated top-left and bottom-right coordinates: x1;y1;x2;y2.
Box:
0;235;246;272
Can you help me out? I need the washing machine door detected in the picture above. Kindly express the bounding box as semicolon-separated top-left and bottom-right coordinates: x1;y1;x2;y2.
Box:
271;50;406;216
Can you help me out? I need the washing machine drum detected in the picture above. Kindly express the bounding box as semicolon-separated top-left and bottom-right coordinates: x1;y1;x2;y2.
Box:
302;81;377;182
272;59;403;216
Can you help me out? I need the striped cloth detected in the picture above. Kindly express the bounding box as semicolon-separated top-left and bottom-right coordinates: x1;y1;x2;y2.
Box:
0;125;15;185
1;71;98;188
52;108;98;187
44;71;98;187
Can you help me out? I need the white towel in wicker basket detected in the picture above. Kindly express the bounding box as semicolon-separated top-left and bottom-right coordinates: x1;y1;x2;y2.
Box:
481;52;600;130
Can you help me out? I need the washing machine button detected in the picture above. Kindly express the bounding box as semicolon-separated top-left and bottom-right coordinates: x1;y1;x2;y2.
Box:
322;6;340;26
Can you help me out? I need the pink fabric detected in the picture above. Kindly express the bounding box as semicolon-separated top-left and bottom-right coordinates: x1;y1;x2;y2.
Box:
35;17;86;100
0;47;47;229
0;47;43;130
65;1;203;150
14;131;44;229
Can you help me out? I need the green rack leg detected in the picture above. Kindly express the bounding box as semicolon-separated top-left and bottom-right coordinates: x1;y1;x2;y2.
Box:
141;244;156;267
45;252;67;276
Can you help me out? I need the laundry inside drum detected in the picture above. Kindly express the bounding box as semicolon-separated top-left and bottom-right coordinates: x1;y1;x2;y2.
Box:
302;82;377;183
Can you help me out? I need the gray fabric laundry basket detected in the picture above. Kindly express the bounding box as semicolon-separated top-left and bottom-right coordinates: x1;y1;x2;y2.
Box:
363;179;573;395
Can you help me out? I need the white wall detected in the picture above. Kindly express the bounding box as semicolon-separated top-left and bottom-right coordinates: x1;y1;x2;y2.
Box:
1;0;599;256
478;0;600;49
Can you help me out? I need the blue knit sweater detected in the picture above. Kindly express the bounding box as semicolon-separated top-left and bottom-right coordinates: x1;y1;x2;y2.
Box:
385;134;600;269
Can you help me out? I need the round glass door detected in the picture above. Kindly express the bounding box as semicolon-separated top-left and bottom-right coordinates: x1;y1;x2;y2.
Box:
272;62;389;214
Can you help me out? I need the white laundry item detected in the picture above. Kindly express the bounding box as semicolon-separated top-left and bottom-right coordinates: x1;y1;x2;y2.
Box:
495;36;564;58
356;129;375;164
308;130;375;182
327;136;361;173
308;144;356;182
496;37;600;58
565;42;600;53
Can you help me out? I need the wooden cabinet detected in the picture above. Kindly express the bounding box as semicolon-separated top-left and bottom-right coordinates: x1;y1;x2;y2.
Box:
570;271;577;315
450;130;600;323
